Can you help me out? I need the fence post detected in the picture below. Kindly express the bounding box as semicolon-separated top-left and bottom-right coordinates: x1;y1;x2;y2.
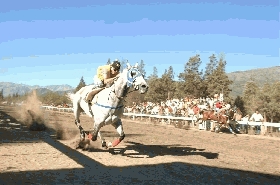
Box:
260;122;266;135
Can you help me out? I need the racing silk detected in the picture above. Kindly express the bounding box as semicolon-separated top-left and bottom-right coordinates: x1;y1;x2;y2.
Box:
192;105;200;115
97;65;118;82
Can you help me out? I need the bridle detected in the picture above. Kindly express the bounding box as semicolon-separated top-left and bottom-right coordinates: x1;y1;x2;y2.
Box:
111;67;143;100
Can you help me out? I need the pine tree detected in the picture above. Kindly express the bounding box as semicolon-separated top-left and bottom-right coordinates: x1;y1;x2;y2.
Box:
107;58;111;65
178;54;203;98
152;66;158;78
258;82;280;122
205;54;232;101
203;54;218;81
144;66;158;102
144;66;174;103
0;89;3;100
161;66;176;99
233;95;246;115
74;76;86;93
138;60;146;78
243;80;259;114
120;59;127;72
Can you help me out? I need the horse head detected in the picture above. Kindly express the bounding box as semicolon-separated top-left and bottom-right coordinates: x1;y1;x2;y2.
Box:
123;62;149;94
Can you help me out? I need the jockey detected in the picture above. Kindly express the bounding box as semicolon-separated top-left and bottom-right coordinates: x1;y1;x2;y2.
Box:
215;101;222;112
93;59;121;88
85;59;121;104
192;102;200;115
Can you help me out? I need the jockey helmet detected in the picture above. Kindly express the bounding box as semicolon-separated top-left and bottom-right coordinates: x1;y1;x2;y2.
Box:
111;59;121;71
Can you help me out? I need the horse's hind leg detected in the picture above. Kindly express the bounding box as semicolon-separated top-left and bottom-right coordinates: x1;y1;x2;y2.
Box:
227;122;236;135
73;102;86;140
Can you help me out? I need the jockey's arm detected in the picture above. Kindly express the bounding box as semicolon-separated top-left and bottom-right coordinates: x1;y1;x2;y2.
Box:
102;69;120;84
104;77;117;84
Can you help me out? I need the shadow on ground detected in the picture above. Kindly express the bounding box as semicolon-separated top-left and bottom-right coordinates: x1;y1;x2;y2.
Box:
108;141;219;159
0;107;279;185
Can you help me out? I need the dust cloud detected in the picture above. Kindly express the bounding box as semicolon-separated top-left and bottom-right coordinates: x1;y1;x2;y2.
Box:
18;91;70;138
18;90;46;131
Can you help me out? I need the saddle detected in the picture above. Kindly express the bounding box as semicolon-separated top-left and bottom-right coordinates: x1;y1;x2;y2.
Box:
82;87;105;104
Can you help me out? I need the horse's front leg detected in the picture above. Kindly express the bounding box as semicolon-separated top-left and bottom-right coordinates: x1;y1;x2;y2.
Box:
108;119;125;147
97;131;107;148
89;121;102;142
227;121;236;135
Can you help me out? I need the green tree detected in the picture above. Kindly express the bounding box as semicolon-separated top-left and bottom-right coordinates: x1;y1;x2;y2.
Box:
120;59;127;72
201;54;218;97
258;82;280;122
161;66;176;99
243;80;260;114
152;66;158;78
39;91;71;106
0;89;3;100
178;54;203;98
74;76;86;93
233;95;246;115
138;60;146;78
107;58;111;65
204;54;232;101
144;77;166;103
204;54;218;78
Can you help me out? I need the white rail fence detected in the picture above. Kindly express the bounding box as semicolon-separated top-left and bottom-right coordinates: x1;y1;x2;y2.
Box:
41;106;280;134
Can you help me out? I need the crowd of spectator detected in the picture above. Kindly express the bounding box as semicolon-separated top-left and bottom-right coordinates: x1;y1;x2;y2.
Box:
124;93;232;118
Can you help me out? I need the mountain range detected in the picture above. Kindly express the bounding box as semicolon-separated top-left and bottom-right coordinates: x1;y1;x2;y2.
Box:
227;66;279;98
1;66;279;98
0;82;74;97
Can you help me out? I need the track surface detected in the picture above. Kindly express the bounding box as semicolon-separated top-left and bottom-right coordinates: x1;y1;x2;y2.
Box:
0;105;279;185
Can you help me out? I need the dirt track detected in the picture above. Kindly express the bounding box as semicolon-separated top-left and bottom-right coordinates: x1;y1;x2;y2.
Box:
0;105;279;185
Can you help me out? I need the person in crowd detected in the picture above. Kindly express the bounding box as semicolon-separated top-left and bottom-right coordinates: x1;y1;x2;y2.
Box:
249;109;264;134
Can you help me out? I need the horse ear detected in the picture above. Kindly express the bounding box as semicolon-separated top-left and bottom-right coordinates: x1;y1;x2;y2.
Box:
134;62;138;68
127;62;131;69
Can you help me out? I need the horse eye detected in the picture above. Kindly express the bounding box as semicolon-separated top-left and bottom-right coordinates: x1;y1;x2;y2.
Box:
131;71;137;77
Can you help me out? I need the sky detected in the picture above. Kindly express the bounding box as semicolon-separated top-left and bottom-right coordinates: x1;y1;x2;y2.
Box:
0;0;279;87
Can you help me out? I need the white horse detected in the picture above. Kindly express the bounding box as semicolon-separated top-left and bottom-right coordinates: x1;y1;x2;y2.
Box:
70;62;148;148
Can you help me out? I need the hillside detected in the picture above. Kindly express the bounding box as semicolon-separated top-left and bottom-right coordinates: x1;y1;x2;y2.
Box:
0;82;74;97
1;66;279;98
227;66;280;98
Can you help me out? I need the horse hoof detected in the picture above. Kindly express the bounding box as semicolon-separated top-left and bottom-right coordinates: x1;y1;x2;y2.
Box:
107;142;112;147
88;134;97;141
102;142;108;149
